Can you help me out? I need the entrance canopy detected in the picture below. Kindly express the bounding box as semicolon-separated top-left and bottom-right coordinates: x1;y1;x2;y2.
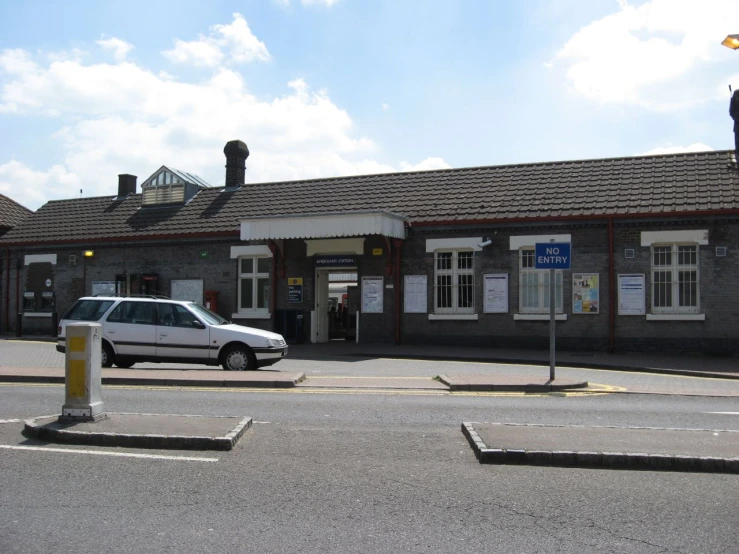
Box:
239;211;407;241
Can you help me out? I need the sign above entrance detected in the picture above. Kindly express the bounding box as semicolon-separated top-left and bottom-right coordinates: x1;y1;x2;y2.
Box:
315;255;356;267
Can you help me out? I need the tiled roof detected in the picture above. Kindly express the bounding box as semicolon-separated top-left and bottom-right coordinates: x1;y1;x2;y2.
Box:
2;150;739;245
0;193;32;231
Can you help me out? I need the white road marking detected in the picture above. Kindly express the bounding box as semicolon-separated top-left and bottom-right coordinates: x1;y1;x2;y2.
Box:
705;412;739;415
0;444;218;462
0;419;21;424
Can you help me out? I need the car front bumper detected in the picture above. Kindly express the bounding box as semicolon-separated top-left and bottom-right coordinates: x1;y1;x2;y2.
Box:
253;346;288;362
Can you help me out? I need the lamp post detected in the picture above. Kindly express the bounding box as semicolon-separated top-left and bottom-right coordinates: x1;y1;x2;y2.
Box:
722;34;739;50
727;34;739;168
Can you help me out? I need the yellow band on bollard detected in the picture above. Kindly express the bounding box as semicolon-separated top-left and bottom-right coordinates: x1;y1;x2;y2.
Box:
69;337;86;353
68;360;86;398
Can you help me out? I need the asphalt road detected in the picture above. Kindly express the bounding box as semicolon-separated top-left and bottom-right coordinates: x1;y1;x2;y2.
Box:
1;383;738;553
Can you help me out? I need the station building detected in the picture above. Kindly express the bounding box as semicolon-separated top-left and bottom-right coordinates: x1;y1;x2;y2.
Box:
1;140;738;355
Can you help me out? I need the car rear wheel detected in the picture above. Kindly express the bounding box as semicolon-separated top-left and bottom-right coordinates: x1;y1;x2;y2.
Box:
101;342;114;368
221;345;256;371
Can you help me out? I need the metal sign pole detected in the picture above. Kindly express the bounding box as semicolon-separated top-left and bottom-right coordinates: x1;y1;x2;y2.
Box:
535;239;570;382
549;268;555;381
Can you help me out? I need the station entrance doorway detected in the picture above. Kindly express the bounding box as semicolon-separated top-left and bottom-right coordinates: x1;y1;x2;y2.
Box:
312;268;358;343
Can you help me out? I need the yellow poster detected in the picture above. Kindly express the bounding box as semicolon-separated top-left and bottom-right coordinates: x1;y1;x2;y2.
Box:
572;273;599;314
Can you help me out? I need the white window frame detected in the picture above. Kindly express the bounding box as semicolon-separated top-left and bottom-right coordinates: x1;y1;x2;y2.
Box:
236;255;272;316
433;249;476;315
650;243;700;315
518;248;563;314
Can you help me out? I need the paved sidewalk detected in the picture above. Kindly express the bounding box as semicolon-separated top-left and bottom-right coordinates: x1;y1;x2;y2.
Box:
286;342;739;380
464;422;739;474
5;335;738;379
2;336;738;394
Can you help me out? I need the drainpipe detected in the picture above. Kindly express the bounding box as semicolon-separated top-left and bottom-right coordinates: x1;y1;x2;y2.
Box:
4;247;9;332
267;241;279;332
393;239;403;344
15;255;21;336
608;217;615;352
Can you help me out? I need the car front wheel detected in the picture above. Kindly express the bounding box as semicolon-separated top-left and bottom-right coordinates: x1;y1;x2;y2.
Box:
221;345;256;371
101;342;114;368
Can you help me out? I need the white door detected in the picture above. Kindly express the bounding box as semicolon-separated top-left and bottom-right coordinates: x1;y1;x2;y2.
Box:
155;303;211;361
314;269;329;343
103;300;157;357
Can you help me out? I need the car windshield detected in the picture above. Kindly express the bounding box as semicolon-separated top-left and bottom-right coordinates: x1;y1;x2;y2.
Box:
187;302;229;325
63;299;115;321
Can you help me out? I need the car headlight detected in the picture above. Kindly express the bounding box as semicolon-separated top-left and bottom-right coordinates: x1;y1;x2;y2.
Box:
266;338;283;347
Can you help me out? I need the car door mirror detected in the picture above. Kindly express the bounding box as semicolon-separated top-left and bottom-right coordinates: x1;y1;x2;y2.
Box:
192;320;206;329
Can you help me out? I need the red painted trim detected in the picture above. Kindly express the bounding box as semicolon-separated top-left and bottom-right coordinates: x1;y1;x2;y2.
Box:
393;239;403;345
608;217;615;353
4;247;9;331
15;255;20;335
267;241;279;330
411;208;739;228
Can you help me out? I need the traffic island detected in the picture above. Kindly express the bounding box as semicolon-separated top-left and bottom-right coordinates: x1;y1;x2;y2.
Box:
439;374;588;392
462;422;739;474
23;413;252;451
0;367;306;388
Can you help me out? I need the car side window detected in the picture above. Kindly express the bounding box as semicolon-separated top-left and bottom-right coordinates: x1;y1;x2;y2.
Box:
106;301;155;325
157;303;176;326
172;305;201;328
156;304;202;328
64;300;114;321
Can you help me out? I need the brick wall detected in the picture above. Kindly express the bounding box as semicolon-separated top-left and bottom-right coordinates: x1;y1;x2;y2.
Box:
4;215;738;354
399;217;739;354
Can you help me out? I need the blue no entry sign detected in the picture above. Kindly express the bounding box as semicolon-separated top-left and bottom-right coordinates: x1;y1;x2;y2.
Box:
535;243;571;270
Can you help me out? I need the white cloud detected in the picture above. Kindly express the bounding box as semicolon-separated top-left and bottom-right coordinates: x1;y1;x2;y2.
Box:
400;157;451;172
0;26;443;210
0;49;39;75
382;103;389;110
162;13;269;67
164;38;224;67
96;37;133;61
640;143;714;156
0;160;81;208
555;0;739;109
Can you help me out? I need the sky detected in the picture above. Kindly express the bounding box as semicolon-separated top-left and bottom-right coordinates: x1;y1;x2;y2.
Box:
1;0;739;211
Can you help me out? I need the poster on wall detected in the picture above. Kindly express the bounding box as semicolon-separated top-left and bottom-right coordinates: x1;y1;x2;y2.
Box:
483;274;508;313
171;279;204;304
618;274;646;315
404;275;427;313
91;281;116;296
288;277;303;303
361;276;383;313
572;273;599;314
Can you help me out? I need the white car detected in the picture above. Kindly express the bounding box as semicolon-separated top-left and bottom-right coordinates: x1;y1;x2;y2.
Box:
56;296;288;371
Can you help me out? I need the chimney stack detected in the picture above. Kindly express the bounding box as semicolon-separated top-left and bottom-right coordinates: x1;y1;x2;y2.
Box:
117;174;137;198
224;140;249;188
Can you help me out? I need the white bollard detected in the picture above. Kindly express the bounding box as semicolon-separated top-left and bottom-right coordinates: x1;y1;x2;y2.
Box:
61;322;105;421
